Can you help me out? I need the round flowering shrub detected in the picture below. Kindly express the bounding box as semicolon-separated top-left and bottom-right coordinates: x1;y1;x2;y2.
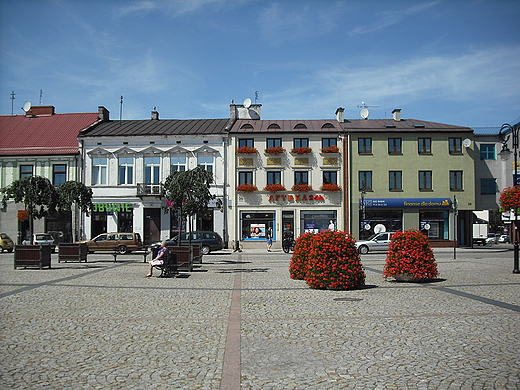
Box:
235;184;258;192
305;231;365;289
289;232;314;280
264;183;286;192
500;186;520;211
383;229;438;280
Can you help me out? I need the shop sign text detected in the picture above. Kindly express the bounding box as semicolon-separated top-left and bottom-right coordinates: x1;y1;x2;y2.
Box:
93;203;133;212
268;194;325;202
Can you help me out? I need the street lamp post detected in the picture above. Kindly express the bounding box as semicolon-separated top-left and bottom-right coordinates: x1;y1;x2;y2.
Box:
498;121;520;274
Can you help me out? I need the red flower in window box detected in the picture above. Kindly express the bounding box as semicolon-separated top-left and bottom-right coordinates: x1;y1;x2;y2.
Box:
236;146;258;154
320;145;339;153
264;183;286;193
291;184;312;192
383;229;438;281
320;183;342;192
290;147;312;154
236;184;258;192
264;146;286;154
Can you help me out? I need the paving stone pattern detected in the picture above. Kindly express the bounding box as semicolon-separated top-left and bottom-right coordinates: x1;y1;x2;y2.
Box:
0;246;519;389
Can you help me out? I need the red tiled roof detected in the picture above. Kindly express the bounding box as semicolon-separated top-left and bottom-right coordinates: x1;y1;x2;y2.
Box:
0;112;99;156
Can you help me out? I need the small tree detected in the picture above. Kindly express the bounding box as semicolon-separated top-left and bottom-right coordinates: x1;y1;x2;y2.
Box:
56;181;93;241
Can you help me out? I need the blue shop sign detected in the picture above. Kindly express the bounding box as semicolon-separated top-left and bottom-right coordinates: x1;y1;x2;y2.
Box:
360;198;451;208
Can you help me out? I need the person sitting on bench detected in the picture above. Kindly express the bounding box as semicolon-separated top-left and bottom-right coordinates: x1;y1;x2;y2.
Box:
144;241;168;278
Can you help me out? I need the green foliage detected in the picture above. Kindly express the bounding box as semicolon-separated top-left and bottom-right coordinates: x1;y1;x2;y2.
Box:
56;181;93;215
2;176;57;219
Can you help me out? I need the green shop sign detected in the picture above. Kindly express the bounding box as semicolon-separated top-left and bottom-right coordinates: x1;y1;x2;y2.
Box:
93;203;133;213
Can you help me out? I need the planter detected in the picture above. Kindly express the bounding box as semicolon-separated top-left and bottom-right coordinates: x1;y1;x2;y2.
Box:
393;274;424;282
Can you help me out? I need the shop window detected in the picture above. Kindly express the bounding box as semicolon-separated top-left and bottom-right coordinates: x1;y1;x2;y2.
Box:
20;165;33;179
449;138;462;154
389;171;402;191
294;171;308;185
359;210;403;240
388;138;402;154
293;138;309;149
92;158;107;185
239;171;253;185
53;164;67;185
323;171;337;184
118;157;134;185
419;171;432;191
420;211;448;239
418;138;431;154
266;138;282;148
170;156;186;173
118;211;133;232
480;178;497;195
300;211;337;234
450;171;463;190
267;171;281;185
358;138;372;154
480;144;495;160
240;212;275;240
197;156;213;173
359;171;372;191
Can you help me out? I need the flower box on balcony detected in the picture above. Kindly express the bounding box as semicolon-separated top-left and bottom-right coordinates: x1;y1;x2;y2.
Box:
320;183;342;192
264;146;286;155
236;184;258;193
320;145;340;153
290;147;312;155
291;184;313;192
264;184;286;193
236;146;258;154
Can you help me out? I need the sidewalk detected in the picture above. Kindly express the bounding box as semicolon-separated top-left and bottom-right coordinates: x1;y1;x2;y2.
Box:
0;248;518;389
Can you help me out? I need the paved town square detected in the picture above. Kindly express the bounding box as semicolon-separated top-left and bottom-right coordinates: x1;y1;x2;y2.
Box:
0;246;519;389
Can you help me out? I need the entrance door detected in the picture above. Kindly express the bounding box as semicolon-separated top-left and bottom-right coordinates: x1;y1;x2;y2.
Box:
144;208;161;245
282;211;294;238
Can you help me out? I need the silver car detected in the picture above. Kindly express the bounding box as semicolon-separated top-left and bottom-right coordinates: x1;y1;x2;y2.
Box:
23;233;56;252
355;232;396;254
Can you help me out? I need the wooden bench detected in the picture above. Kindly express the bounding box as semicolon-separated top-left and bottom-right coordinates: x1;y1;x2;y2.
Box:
110;246;150;262
155;252;178;278
14;245;52;269
58;243;88;263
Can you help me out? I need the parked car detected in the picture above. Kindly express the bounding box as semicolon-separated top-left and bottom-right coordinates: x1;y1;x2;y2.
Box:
22;233;56;252
0;232;14;252
83;232;143;254
355;231;397;254
498;234;511;243
486;233;497;244
152;231;223;255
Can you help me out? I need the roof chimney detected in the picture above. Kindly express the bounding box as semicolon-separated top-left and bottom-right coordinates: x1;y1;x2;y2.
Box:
392;108;401;122
335;107;345;123
98;106;110;122
151;109;159;120
26;105;55;117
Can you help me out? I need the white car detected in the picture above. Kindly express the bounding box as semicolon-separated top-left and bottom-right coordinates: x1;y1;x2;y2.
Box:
498;234;510;243
23;233;56;252
486;233;497;244
355;232;396;254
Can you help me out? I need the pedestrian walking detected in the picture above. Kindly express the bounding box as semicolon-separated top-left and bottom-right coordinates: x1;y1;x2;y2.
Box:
266;227;273;252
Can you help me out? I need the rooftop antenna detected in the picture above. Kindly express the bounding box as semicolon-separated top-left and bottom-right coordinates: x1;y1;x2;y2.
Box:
119;95;123;123
39;89;43;105
357;101;379;119
10;91;15;116
255;91;259;103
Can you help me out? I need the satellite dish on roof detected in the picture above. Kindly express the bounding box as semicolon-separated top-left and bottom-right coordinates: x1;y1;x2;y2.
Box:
243;98;252;108
22;102;31;112
360;108;369;119
463;138;472;148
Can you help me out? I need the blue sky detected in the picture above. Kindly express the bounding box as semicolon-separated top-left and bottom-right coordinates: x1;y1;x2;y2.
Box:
1;0;519;127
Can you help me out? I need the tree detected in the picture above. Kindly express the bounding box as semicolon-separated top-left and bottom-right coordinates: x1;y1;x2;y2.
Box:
56;181;93;241
163;166;218;244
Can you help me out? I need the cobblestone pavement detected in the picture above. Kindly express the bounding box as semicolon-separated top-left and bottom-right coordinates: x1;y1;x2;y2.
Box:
0;245;519;389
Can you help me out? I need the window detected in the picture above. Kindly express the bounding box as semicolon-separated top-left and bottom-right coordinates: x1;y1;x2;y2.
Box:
323;171;337;184
322;138;337;148
267;171;281;185
419;171;432;191
480;144;496;160
170;156;186;173
293;138;309;149
450;171;463;190
118;157;134;185
389;171;402;191
197;156;213;173
388;138;402;154
418;138;431;154
449;138;462;154
144;157;160;184
294;171;309;185
358;138;372;154
481;178;497;195
359;171;372;191
92;158;107;185
266;138;282;148
53;164;67;185
238;171;253;185
239;139;254;148
20;165;33;179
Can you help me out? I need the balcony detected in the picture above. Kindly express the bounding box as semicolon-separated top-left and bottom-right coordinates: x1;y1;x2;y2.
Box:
137;183;164;197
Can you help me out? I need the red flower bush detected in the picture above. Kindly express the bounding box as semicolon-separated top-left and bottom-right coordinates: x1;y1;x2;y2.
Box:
383;229;438;280
320;183;342;192
235;184;258;192
499;186;520;211
264;146;286;154
264;183;286;192
305;231;366;289
320;145;340;153
290;147;312;154
235;145;258;154
291;184;313;192
289;232;314;280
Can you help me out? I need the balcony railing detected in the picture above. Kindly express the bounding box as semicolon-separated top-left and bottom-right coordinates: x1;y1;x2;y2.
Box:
137;183;164;196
